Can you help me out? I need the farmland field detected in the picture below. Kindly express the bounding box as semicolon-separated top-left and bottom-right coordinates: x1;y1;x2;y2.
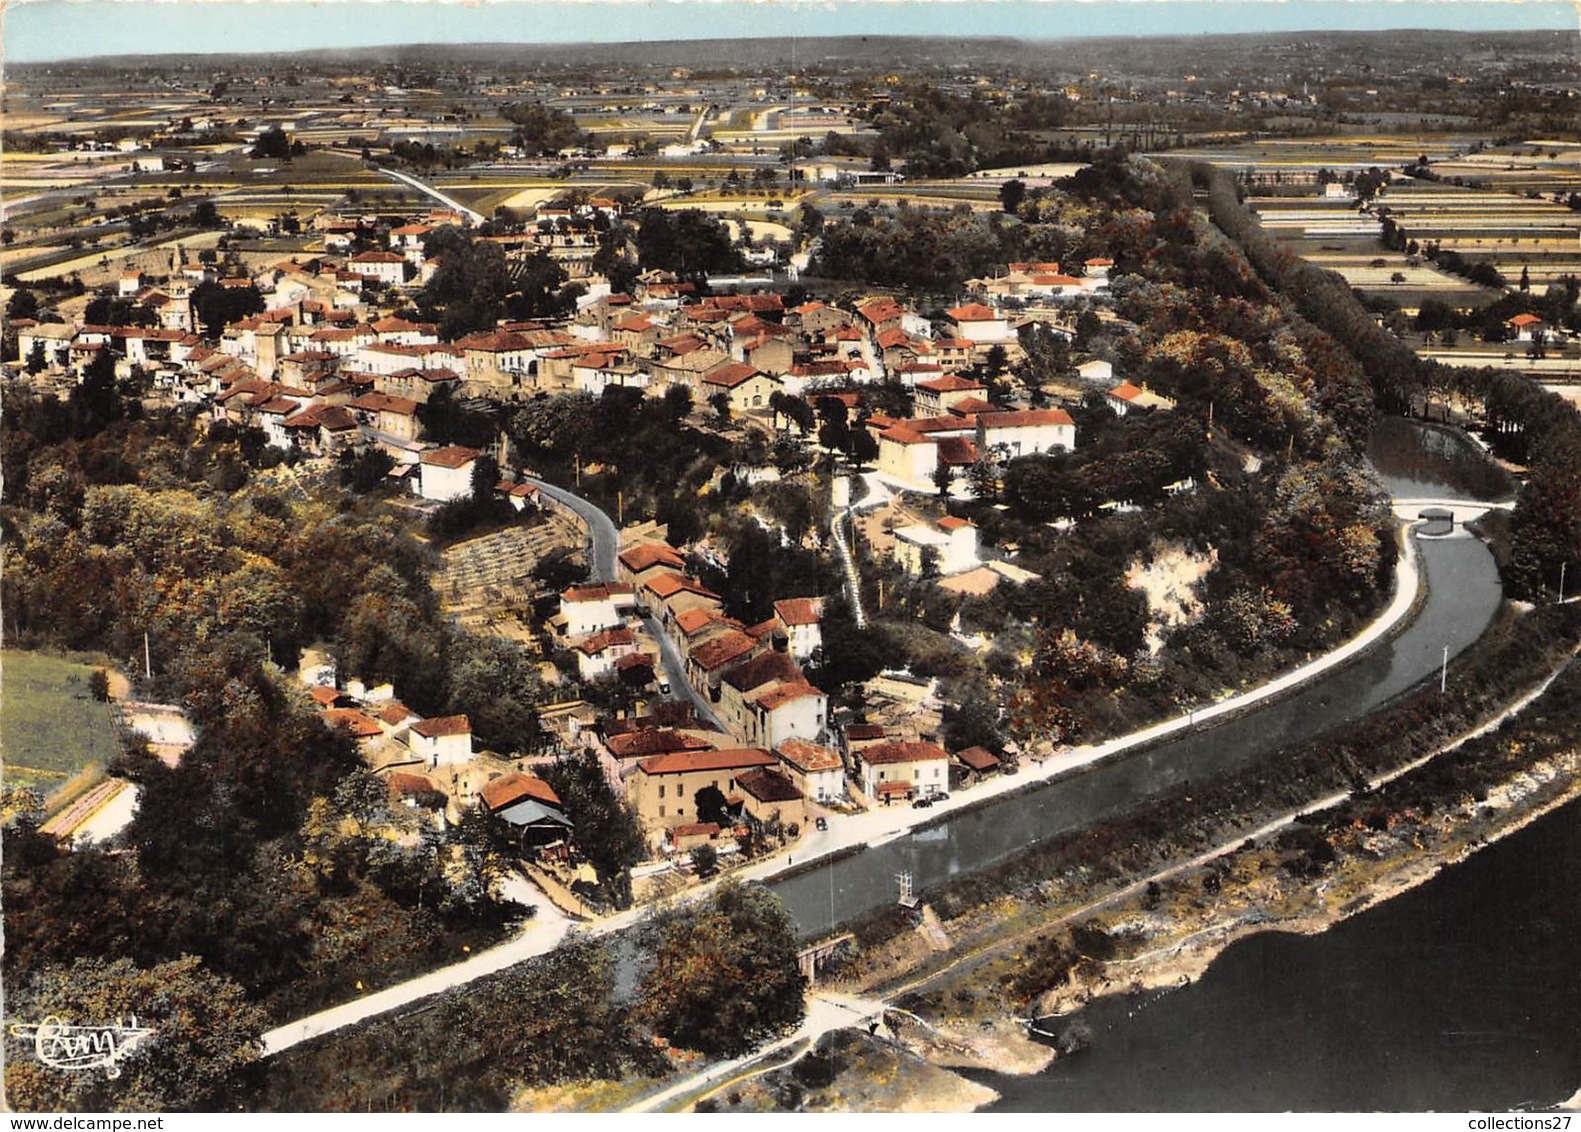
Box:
0;651;121;796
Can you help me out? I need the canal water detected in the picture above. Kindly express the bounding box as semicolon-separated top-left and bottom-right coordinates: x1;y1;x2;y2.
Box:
971;796;1581;1111
773;419;1510;937
774;533;1502;937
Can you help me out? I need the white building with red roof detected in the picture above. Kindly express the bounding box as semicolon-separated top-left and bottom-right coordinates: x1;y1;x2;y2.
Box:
418;445;483;502
410;714;473;768
853;740;949;804
947;302;1013;344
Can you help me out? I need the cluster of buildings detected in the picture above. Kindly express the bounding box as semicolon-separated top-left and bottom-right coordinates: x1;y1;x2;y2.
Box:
8;191;1151;501
295;651;577;849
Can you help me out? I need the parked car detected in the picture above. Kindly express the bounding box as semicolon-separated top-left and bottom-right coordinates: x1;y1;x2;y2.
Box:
911;796;934;809
814;816;828;832
659;681;671;695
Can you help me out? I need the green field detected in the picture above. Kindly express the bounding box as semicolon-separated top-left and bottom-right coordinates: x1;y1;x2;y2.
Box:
1;651;120;795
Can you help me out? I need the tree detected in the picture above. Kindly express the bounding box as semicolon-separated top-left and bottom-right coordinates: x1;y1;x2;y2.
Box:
89;668;111;702
3;955;265;1112
7;288;40;321
541;751;645;908
689;844;719;878
999;178;1027;215
635;880;805;1057
250;126;291;160
693;784;731;827
709;390;732;424
190;280;264;339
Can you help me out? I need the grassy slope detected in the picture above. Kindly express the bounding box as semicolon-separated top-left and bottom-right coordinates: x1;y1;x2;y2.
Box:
0;651;119;793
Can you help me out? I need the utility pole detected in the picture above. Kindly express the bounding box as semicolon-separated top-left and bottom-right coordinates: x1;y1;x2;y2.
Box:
1440;645;1448;695
144;631;152;681
1559;561;1567;603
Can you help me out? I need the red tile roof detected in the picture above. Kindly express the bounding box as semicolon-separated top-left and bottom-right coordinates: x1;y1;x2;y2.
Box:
860;740;948;766
916;373;986;394
956;746;1001;771
777;739;842;773
948;303;1000;322
420;445;482;469
481;772;561;812
979;408;1074;428
638;747;778;776
607;729;715;760
620;543;686;575
724;651;804;695
412;714;471;739
736;767;803;804
689;631;760;673
753;682;823;712
323;708;382;739
773;597;823;627
703;362;762;390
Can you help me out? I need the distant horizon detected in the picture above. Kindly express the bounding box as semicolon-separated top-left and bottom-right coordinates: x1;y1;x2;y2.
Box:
4;0;1575;66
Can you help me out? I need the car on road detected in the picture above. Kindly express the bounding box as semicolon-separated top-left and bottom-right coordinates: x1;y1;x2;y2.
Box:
911;796;934;809
659;681;671;695
814;817;828;832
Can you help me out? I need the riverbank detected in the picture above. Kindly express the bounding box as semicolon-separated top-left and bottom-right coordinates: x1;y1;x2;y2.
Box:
750;744;1581;1114
810;679;1581;1110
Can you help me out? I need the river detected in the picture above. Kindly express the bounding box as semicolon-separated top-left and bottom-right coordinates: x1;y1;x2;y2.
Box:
972;796;1581;1111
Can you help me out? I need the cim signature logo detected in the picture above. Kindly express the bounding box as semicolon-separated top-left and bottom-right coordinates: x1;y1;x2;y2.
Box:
8;1016;155;1078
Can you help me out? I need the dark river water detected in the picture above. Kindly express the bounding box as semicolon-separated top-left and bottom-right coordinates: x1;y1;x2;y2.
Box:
972;796;1581;1112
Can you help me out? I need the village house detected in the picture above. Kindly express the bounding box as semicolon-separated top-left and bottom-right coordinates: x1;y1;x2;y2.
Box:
892;516;980;578
735;768;807;832
772;597;824;662
576;625;641;681
978;408;1076;458
409;714;473;768
559;583;629;637
854;740;949;804
775;738;847;804
913;373;989;417
626;747;779;838
946;302;1014;344
1106;382;1176;416
618;542;687;586
1507;313;1544;343
700;362;779;415
347;250;409;288
418;445;482;502
481;772;573;848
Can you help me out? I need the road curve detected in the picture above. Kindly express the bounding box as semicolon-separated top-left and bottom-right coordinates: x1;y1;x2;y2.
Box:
522;475;726;728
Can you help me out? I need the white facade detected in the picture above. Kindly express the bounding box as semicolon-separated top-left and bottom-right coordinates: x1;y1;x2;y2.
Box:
418;450;479;502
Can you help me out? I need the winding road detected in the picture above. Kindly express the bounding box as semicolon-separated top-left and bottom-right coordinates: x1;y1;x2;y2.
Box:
260;457;1517;1085
523;474;726;729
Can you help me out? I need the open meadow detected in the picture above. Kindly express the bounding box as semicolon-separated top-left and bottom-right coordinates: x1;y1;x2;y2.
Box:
0;651;121;796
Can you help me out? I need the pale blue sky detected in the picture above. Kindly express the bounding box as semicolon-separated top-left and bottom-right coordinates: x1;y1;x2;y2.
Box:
4;0;1575;64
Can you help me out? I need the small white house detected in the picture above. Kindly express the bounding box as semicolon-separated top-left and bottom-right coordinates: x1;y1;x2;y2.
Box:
410;715;472;768
946;302;1014;344
559;584;622;638
855;740;948;804
892;517;979;578
418;445;482;502
776;738;846;804
772;597;824;662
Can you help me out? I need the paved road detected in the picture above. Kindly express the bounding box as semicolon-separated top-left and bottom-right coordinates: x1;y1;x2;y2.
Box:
256;504;1456;1061
523;475;619;582
376;168;486;227
523;474;726;727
